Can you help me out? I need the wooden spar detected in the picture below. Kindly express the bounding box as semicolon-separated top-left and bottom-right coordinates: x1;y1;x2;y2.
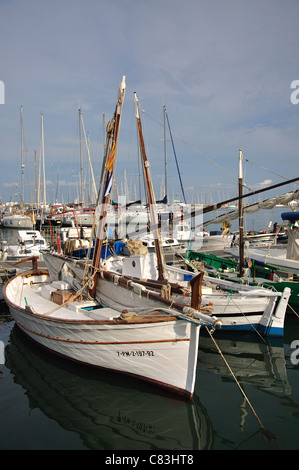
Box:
190;271;204;310
203;177;299;215
88;76;126;298
134;92;167;282
238;149;244;277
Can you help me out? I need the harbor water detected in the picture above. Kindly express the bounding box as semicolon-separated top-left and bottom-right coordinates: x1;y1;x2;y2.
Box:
0;206;298;451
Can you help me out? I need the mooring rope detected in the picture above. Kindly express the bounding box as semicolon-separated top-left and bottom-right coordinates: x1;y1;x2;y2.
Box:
205;326;278;442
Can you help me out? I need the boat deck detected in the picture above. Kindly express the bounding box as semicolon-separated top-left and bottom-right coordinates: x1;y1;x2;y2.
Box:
21;280;119;321
8;273;179;324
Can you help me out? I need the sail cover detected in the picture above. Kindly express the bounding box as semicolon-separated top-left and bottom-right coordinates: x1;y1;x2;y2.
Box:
203;190;299;227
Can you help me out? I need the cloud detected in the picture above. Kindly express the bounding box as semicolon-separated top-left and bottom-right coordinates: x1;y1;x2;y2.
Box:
0;0;298;203
255;179;273;187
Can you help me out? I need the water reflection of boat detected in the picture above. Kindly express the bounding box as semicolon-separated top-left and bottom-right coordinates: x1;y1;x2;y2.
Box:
5;326;213;450
198;332;291;395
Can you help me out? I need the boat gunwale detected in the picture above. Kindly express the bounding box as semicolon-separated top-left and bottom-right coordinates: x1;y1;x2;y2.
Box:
3;269;183;326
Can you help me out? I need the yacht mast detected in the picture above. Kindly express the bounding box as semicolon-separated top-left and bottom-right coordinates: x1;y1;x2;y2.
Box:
41;113;46;211
79;108;84;204
163;105;167;201
20;106;25;203
238;149;244;277
134;92;167;282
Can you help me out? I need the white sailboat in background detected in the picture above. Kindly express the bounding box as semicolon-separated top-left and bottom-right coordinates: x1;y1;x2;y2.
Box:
1;107;33;229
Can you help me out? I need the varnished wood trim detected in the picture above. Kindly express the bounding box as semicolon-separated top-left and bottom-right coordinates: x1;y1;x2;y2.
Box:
15;319;190;345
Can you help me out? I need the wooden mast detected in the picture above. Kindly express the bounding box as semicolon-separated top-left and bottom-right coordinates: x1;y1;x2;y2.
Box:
88;76;126;298
134;92;167;282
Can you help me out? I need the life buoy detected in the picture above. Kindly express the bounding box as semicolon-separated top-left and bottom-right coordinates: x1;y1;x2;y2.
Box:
175;211;185;223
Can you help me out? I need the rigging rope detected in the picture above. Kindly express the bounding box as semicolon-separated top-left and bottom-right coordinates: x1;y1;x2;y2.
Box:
243;157;291;181
165;111;187;204
205;326;278;442
141;107;238;183
140;106;296;193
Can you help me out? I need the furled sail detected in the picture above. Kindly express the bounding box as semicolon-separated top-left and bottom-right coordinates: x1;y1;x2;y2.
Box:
204;189;299;227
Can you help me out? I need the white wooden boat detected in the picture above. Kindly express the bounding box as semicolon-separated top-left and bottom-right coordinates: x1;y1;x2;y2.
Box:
3;265;220;399
3;78;222;399
166;263;290;337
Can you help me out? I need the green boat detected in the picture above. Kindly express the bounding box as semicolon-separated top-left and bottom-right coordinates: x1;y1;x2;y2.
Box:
185;250;299;309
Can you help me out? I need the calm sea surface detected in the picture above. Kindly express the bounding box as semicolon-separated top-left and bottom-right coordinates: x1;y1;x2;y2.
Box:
0;206;298;451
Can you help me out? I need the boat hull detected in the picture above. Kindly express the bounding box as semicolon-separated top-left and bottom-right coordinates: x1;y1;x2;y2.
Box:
185;250;299;308
3;271;200;398
227;246;299;275
167;263;290;337
1;215;33;229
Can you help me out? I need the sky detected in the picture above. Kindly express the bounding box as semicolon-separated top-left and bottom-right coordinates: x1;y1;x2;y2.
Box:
0;0;298;206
